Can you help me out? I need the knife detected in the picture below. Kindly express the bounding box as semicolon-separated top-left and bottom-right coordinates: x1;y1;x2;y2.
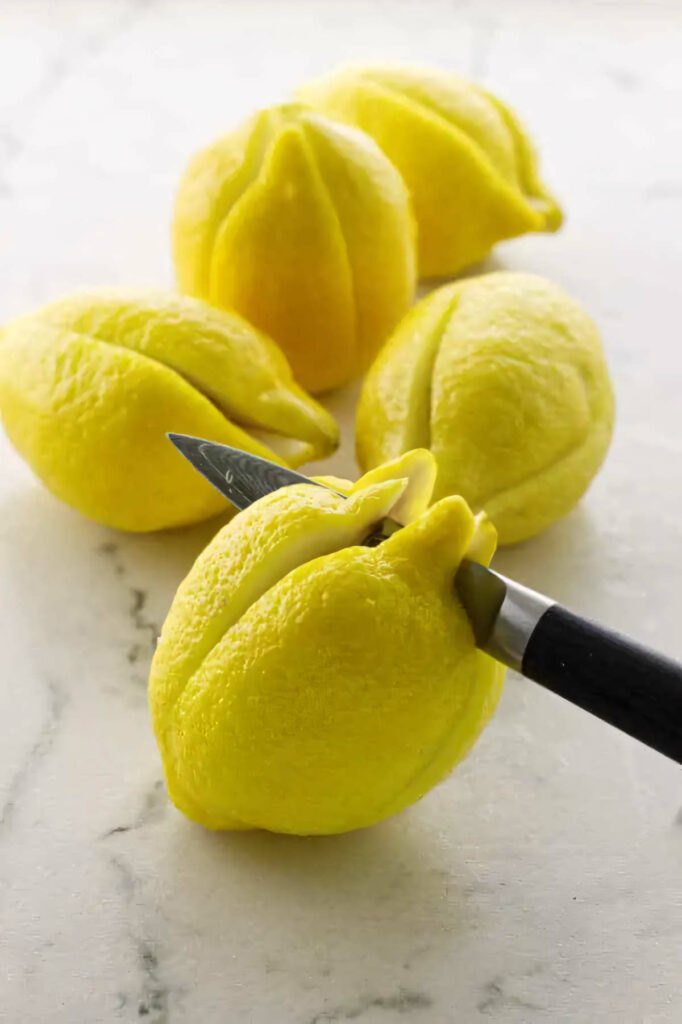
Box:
169;433;682;765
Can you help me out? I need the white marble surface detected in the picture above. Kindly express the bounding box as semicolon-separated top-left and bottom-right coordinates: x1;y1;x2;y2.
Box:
1;1;681;1021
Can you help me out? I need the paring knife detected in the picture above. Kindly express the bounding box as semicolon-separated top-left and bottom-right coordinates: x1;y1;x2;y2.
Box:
169;433;682;765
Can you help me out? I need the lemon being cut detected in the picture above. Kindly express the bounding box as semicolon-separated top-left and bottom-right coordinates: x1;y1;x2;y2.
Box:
298;64;562;277
356;272;614;545
0;291;338;532
172;103;416;393
149;449;504;835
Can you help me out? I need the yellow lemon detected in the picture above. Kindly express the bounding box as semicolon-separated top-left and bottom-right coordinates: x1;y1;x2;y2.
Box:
149;449;504;835
0;290;338;532
356;273;614;545
298;64;562;277
172;103;417;393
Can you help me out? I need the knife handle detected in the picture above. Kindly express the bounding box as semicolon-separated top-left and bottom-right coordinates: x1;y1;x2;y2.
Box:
521;605;682;764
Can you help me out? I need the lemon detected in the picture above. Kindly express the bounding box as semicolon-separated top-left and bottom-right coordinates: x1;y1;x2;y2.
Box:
0;290;338;532
356;273;614;545
172;103;417;393
298;64;562;277
149;449;504;835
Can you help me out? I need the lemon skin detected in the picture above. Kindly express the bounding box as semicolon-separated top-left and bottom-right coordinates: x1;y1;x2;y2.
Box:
356;272;614;545
149;450;504;835
299;64;562;278
0;290;338;531
173;103;417;393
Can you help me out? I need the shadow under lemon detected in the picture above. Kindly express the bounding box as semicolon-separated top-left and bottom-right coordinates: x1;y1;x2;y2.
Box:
158;803;475;974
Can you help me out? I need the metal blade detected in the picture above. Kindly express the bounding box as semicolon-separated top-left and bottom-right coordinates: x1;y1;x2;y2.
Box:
167;434;324;511
453;559;507;649
454;560;553;671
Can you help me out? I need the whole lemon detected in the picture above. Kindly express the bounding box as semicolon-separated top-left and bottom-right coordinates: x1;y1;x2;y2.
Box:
172;103;417;393
0;290;338;532
298;64;562;277
149;450;504;835
356;273;614;545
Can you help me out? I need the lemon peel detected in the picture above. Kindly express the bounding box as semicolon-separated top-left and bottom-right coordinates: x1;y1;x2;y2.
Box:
357;272;614;545
298;64;562;277
173;103;417;393
0;290;338;531
149;449;504;835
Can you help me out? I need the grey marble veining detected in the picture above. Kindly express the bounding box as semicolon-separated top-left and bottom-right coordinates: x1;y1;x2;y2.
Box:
1;1;681;1021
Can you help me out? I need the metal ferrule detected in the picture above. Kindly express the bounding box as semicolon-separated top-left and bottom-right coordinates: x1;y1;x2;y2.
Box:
485;575;555;672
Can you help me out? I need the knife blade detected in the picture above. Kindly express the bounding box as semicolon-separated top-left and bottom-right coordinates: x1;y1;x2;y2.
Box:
168;432;330;510
169;433;682;764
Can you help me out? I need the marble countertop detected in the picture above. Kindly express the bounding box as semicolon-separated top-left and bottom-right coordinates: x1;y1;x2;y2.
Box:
1;1;681;1021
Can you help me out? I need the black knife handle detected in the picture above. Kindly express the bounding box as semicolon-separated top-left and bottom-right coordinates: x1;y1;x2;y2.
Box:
522;604;682;764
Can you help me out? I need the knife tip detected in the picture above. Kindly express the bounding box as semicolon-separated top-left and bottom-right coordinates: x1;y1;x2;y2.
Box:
166;432;206;464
